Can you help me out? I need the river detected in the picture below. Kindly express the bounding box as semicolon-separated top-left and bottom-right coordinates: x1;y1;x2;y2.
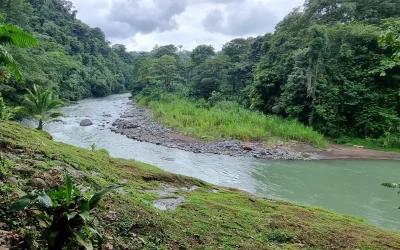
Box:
39;94;400;231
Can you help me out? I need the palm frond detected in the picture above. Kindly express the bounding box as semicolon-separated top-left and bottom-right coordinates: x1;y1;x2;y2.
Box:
0;45;23;81
0;24;39;47
48;112;64;119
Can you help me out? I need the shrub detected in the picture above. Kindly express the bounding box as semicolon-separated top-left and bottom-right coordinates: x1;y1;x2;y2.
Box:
10;174;124;249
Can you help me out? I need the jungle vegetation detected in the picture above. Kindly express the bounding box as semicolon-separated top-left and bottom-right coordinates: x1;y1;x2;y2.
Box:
0;0;399;148
130;0;400;149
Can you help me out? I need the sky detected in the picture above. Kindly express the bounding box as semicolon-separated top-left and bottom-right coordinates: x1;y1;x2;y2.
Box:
70;0;305;52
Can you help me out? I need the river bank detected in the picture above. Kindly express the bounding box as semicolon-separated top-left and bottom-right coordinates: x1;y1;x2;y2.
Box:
112;98;400;161
112;100;320;160
1;121;400;249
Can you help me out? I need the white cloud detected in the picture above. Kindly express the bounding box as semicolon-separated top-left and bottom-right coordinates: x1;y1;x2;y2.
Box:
70;0;305;51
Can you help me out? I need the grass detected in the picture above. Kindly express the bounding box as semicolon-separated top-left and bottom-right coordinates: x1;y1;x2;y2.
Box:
1;121;400;249
137;94;328;148
333;136;400;153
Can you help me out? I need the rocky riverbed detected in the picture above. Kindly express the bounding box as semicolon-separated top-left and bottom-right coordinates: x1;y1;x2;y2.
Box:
111;100;320;160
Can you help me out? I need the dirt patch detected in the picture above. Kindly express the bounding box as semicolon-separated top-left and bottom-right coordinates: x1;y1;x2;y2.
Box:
293;143;400;160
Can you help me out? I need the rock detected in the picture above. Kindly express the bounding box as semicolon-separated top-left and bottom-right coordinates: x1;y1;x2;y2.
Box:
243;143;253;151
90;171;103;177
11;166;35;176
30;178;47;189
268;219;278;229
104;243;114;250
71;163;79;169
6;177;18;186
153;197;185;211
52;166;64;172
80;119;93;126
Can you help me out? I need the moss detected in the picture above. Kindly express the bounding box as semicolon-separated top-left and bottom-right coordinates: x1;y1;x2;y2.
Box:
0;121;400;249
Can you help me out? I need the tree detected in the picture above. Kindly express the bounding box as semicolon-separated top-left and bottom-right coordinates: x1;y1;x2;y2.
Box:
378;18;400;73
19;84;65;130
190;45;215;66
154;55;180;92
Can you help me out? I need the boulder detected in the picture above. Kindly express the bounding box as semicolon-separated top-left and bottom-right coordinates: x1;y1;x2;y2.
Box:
30;178;47;189
6;177;18;186
243;143;253;151
80;119;93;126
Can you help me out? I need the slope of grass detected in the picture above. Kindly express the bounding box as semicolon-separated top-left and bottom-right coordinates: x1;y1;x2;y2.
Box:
0;121;399;249
137;94;328;148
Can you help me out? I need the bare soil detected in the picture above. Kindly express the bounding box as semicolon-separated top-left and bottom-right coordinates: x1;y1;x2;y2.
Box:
293;143;400;161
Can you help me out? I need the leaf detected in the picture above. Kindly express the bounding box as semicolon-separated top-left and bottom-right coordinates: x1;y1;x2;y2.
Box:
37;191;53;208
65;174;73;207
79;210;90;221
10;196;33;211
48;231;59;247
88;184;124;209
87;226;101;237
67;212;78;221
72;232;93;250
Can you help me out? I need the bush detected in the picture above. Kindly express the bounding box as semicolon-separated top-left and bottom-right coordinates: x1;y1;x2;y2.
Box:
10;174;123;249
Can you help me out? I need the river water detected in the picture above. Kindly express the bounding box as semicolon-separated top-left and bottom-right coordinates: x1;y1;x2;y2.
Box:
40;94;400;231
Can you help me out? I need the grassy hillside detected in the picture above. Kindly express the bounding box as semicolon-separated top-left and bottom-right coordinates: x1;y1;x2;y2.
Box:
0;121;399;249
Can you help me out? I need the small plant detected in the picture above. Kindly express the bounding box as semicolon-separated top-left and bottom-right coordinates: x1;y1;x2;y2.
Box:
10;174;124;249
18;84;65;130
90;143;96;151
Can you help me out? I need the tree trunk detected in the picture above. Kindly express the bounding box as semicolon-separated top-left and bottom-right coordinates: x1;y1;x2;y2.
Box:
38;119;43;130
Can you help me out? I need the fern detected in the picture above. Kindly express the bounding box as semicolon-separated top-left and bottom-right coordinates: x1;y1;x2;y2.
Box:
0;24;39;47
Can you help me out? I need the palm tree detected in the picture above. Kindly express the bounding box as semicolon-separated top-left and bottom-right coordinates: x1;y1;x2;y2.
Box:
0;13;39;81
19;84;65;130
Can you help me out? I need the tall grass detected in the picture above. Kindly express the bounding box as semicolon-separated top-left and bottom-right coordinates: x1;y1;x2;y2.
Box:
137;94;328;148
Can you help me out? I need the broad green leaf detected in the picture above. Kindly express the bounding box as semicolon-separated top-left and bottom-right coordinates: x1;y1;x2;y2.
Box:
65;174;73;207
89;184;124;209
10;196;33;211
87;226;101;237
67;212;78;221
72;232;93;250
37;191;53;208
79;210;90;221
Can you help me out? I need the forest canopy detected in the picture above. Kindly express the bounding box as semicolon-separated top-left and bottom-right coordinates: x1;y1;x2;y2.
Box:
0;0;134;103
129;0;400;146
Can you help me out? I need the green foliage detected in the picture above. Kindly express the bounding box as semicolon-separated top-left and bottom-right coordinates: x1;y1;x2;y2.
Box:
249;2;400;140
0;92;15;120
0;0;133;103
18;84;65;130
0;14;38;81
137;94;328;147
10;174;124;249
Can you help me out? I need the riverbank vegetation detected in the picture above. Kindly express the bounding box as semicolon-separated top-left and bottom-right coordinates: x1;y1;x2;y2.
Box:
129;0;400;151
137;94;328;148
1;121;400;249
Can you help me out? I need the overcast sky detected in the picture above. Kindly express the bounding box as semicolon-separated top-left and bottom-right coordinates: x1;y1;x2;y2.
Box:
70;0;304;52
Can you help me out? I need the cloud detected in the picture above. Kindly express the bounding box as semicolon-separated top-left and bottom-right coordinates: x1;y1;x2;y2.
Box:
202;1;278;36
70;0;304;51
108;0;188;34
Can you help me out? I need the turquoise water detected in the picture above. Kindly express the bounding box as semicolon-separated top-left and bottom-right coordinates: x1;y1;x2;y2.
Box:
40;94;400;231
